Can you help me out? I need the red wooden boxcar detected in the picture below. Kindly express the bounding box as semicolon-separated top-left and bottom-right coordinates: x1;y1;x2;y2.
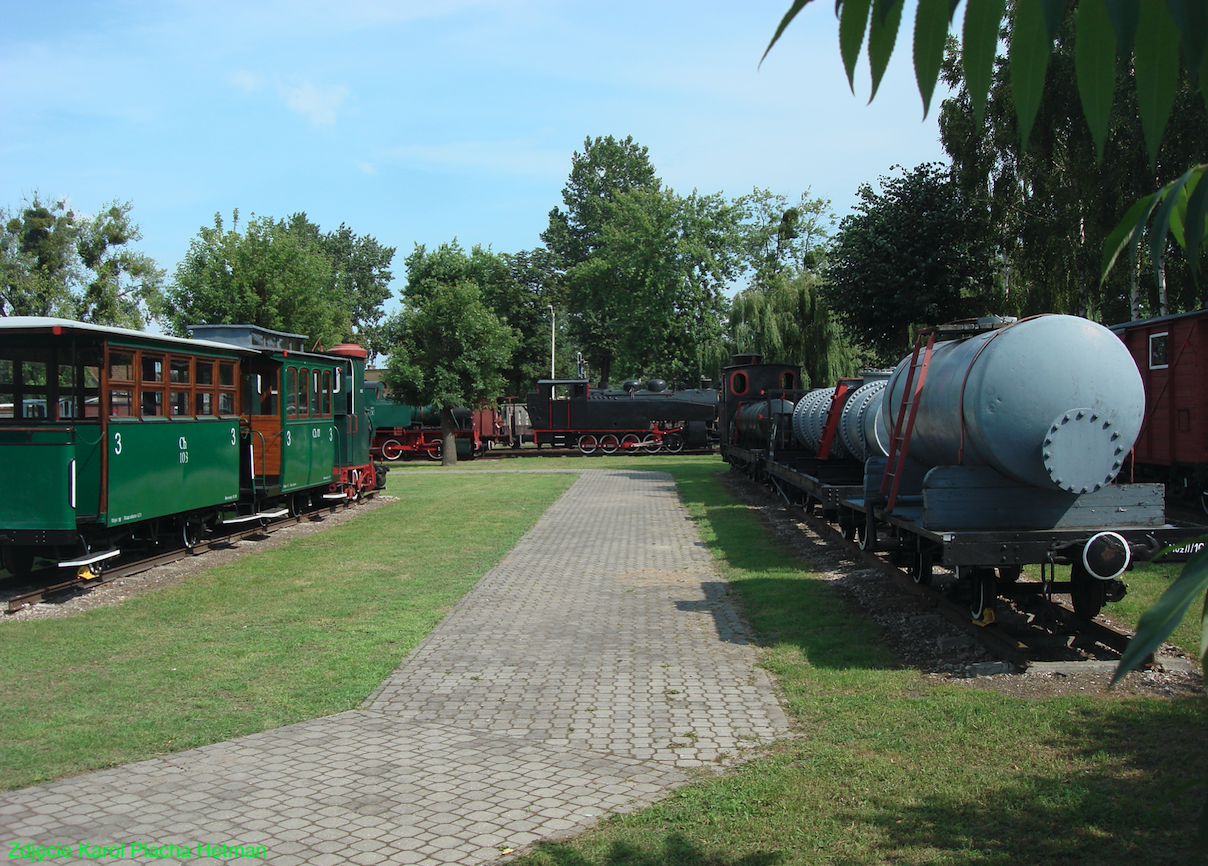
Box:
1112;309;1208;506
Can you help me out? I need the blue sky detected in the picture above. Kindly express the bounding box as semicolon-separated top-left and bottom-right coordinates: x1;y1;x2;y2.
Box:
2;0;949;301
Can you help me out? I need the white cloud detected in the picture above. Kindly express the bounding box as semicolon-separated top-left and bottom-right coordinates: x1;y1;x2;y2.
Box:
282;81;350;127
356;161;376;175
229;70;264;92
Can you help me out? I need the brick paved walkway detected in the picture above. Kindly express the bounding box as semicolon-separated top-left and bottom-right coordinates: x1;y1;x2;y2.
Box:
1;470;789;865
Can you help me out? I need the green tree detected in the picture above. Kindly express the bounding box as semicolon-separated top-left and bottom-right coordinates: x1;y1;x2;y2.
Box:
568;185;740;385
542;135;661;385
736;188;835;291
381;279;518;466
0;197;164;328
283;214;396;356
166;211;350;348
730;270;862;388
401;241;556;396
824;163;997;361
939;10;1208;322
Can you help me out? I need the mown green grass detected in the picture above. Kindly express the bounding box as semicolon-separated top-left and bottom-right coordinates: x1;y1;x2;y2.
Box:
511;457;1208;866
0;472;573;791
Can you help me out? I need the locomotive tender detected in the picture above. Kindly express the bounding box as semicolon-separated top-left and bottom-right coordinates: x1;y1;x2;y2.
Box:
0;318;383;579
722;314;1194;624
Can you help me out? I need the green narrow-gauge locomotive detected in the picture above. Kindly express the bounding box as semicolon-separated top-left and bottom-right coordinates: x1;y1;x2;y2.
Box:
0;318;383;579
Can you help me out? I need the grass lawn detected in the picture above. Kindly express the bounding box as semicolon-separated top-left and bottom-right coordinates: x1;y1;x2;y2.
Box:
0;471;574;791
502;455;1208;866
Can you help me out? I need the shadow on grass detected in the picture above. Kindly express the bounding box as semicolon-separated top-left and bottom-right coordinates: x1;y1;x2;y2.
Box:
528;833;781;866
853;700;1208;865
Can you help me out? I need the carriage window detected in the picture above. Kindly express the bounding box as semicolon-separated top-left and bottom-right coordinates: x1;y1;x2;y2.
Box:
286;367;298;418
218;361;235;388
169;358;190;384
170;391;190;417
1150;333;1169;369
109;390;134;417
310;370;321;417
141;355;164;383
321;371;331;416
141;389;163;417
298;368;311;418
780;371;797;390
195;392;214;416
729;370;749;397
217;361;237;415
196;361;214;386
109;351;134;382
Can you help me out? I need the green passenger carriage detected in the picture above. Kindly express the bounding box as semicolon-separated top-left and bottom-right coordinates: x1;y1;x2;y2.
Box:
0;318;383;580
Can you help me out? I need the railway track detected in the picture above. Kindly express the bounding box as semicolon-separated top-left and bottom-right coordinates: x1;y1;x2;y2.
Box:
757;478;1173;674
2;495;376;614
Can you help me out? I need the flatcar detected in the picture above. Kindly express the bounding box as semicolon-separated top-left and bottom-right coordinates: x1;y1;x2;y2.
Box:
0;318;383;580
722;315;1199;624
1111;308;1208;509
525;377;717;454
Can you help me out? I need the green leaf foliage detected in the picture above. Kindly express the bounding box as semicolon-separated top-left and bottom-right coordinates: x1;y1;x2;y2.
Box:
868;0;904;101
0;196;164;329
167;211;353;348
914;0;954;114
1113;542;1208;685
381;277;518;412
1010;0;1054;146
963;0;1008;125
1103;0;1142;53
1076;0;1118;158
840;0;874;92
1135;0;1182;166
824;163;997;361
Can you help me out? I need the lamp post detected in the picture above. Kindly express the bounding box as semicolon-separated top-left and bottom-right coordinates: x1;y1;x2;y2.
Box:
548;304;555;379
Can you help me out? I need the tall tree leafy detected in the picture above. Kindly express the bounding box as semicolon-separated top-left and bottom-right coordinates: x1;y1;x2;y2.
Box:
736;188;835;290
401;241;555;396
0;197;164;328
381;265;518;466
573;186;740;384
542;135;661;385
940;9;1208;321
167;211;357;349
825;163;996;361
282;214;396;356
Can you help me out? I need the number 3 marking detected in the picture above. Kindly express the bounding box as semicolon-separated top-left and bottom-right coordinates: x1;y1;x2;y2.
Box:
231;427;237;446
113;431;122;455
286;430;292;447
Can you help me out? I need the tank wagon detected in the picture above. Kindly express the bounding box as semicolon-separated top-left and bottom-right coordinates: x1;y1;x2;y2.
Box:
1111;308;1208;510
722;315;1197;624
0;318;384;580
526;378;717;454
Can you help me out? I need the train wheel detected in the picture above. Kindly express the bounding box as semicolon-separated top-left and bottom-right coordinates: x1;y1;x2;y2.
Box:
180;518;203;552
425;442;442;461
665;433;684;454
641;435;661;454
968;568;998;624
1070;561;1106;620
857;513;877;552
3;546;37;578
838;509;856;541
910;550;933;585
381;439;404;461
621;434;641;453
577;434;598;455
600;434;619;454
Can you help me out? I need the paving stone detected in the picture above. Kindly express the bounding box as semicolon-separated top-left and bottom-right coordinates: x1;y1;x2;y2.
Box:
0;470;788;864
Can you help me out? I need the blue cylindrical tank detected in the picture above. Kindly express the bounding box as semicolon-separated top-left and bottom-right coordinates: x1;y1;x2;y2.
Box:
738;399;795;444
879;315;1144;493
839;374;891;461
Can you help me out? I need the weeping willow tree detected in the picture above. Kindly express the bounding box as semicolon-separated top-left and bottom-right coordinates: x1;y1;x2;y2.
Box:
729;269;863;389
